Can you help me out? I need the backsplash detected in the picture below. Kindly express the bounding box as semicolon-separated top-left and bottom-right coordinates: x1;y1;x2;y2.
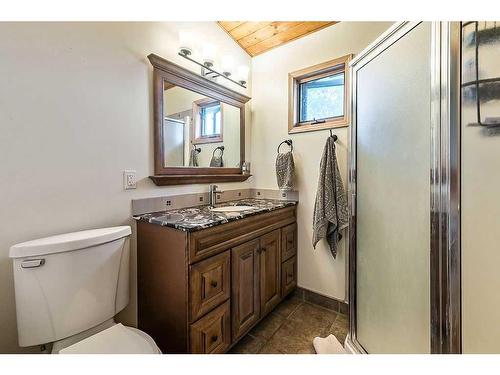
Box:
131;188;299;215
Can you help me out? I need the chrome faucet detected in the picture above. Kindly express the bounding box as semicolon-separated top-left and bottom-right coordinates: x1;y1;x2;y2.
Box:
208;184;223;208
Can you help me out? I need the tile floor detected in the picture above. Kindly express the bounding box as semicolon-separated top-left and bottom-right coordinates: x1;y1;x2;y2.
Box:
229;294;349;354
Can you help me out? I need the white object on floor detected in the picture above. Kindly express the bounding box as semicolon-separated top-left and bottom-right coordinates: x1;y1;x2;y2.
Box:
60;324;160;354
313;334;347;354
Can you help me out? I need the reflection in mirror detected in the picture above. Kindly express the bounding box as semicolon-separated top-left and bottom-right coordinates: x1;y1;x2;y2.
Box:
193;98;222;143
163;80;241;168
163;118;185;166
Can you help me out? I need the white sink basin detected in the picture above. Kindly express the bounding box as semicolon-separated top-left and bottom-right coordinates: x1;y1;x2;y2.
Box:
211;205;254;213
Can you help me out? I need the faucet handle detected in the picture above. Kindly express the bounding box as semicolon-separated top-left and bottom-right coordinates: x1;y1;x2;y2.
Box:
211;184;222;193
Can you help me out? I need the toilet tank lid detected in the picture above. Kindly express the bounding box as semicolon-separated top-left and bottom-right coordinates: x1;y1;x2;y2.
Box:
9;226;131;258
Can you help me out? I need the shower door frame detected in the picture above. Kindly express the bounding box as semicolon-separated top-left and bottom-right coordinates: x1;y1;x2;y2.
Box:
346;21;462;354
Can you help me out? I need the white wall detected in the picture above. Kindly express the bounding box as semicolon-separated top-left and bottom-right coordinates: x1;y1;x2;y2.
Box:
0;22;251;353
250;22;392;301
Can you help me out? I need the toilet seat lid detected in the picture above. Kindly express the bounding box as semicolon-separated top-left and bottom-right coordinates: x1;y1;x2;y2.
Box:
59;323;160;354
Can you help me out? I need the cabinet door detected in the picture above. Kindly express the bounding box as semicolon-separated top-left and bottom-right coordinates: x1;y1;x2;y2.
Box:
189;300;231;354
281;223;297;262
231;239;260;341
259;229;281;315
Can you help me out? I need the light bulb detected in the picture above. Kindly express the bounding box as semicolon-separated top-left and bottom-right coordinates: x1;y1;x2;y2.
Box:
202;43;216;67
221;56;234;77
237;65;249;84
178;31;193;56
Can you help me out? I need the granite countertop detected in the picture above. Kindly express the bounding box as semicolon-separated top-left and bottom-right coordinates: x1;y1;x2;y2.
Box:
133;198;297;232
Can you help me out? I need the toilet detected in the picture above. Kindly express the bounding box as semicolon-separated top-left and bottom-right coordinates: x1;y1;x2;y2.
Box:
9;226;160;354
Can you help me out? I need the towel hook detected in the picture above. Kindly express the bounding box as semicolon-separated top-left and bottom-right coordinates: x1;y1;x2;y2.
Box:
329;129;338;142
192;144;201;153
212;145;224;157
277;139;293;153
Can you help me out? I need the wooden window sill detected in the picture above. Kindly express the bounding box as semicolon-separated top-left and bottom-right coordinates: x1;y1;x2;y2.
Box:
289;119;349;134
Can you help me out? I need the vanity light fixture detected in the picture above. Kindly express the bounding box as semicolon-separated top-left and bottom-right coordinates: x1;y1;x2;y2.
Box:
177;32;247;88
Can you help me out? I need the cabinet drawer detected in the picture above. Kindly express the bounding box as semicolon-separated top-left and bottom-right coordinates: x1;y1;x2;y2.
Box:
281;256;297;297
281;223;297;262
189;300;231;354
189;251;230;322
189;206;296;263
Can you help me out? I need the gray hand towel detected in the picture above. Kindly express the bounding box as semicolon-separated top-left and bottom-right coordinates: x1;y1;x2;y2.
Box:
276;151;295;191
210;155;223;167
312;137;348;259
189;149;199;167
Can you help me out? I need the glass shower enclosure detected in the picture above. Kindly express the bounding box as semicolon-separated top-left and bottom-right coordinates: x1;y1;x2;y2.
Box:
346;22;461;354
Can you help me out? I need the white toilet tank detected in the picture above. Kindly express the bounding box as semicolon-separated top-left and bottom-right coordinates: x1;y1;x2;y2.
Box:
9;226;131;347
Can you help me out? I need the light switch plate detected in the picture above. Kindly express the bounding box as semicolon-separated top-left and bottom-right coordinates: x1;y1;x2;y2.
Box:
123;170;137;190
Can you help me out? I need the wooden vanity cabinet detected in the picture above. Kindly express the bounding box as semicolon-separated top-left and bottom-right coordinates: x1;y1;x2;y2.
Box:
137;205;297;354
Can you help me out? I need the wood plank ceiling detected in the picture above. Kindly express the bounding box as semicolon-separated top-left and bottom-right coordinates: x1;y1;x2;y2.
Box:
217;21;337;57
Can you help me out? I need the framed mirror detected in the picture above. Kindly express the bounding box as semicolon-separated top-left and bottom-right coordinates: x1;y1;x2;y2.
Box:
148;54;251;185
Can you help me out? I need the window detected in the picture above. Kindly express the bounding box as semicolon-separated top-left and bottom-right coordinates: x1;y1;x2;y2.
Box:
192;98;223;143
288;54;352;134
299;72;345;122
200;101;221;137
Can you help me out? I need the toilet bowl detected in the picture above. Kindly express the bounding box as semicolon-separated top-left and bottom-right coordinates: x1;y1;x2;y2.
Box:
9;226;161;354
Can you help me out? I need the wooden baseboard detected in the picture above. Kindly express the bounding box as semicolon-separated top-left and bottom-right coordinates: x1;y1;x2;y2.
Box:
294;287;348;315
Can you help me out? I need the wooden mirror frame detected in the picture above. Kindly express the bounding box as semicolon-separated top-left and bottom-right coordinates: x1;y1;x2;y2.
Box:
147;54;251;186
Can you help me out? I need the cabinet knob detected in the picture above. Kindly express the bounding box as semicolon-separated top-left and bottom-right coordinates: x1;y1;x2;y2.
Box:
288;272;293;278
210;280;218;288
211;334;218;342
261;247;266;252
